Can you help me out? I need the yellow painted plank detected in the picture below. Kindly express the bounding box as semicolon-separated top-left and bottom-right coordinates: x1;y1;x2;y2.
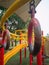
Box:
4;43;28;65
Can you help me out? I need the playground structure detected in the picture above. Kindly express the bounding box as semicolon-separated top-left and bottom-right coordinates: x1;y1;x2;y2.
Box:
0;29;45;65
0;0;48;65
4;30;46;65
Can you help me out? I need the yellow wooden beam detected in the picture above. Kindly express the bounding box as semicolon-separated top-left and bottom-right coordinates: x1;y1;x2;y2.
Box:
4;43;28;65
1;0;30;28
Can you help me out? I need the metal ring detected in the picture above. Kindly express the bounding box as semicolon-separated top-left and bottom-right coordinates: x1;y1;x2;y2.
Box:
28;18;41;56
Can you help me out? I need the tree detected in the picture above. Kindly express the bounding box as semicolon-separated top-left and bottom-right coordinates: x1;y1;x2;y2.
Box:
0;6;26;33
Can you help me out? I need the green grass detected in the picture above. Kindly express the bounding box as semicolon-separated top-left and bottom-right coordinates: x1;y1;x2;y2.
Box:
45;59;49;65
5;48;49;65
5;48;29;65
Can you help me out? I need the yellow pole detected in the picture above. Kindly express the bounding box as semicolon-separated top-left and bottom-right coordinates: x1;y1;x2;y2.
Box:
1;0;30;28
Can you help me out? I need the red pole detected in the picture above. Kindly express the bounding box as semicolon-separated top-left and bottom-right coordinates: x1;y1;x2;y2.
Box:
24;47;26;58
37;32;43;65
37;50;42;65
29;54;33;65
0;45;4;65
20;32;22;64
42;31;45;65
20;49;22;64
0;33;4;65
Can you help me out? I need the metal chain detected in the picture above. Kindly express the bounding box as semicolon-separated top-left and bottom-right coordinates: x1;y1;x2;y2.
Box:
29;0;36;14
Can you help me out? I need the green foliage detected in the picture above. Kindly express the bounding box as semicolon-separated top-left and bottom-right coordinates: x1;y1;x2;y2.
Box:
0;6;27;33
0;6;6;20
9;13;26;30
0;6;31;33
25;17;31;28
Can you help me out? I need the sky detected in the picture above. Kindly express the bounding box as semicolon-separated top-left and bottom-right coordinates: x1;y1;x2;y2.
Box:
35;0;49;36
